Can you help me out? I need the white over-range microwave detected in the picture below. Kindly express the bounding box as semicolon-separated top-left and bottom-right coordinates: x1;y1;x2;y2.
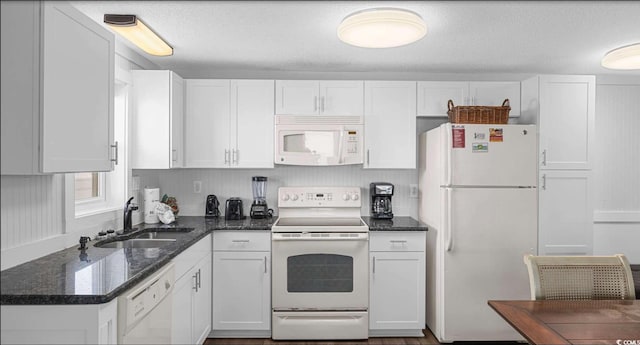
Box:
274;115;364;166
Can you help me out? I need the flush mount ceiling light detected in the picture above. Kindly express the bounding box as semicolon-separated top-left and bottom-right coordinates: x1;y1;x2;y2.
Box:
337;8;427;48
601;43;640;70
104;14;173;56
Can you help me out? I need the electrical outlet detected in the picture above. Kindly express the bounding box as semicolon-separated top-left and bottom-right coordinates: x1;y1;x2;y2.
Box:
409;184;419;198
193;180;202;193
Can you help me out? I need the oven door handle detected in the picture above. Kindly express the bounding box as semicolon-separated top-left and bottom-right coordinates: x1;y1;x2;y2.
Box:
272;234;368;241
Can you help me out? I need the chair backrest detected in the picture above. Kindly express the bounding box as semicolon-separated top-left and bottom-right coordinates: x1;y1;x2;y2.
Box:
524;254;636;300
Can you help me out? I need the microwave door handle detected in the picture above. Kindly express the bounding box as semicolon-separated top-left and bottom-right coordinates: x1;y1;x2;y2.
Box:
337;127;345;164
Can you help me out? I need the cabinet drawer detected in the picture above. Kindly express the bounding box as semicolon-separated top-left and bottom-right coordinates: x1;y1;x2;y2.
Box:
173;234;212;280
370;232;426;252
213;231;271;251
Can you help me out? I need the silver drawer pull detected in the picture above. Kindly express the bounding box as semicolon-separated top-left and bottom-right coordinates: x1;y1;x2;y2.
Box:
390;240;408;244
231;240;250;243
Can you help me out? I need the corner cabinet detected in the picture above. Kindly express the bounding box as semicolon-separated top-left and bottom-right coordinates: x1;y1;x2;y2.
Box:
1;1;115;174
212;231;271;338
364;81;417;169
369;231;426;337
184;79;274;168
275;80;364;116
131;70;184;169
417;81;521;117
171;235;212;345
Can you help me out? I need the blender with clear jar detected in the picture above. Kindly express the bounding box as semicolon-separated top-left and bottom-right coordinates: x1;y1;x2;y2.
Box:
250;176;271;219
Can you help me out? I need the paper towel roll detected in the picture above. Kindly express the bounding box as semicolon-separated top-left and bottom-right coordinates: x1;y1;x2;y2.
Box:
144;188;160;224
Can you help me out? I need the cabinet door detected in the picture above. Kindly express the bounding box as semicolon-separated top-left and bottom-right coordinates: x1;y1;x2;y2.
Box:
41;2;115;172
417;81;469;117
212;251;271;331
171;269;194;345
319;81;364;115
192;253;212;344
232;80;275;168
369;251;425;330
469;81;521;117
539;170;593;255
185;79;230;167
538;75;595;170
364;81;417;169
170;73;184;168
131;70;172;169
275;80;319;115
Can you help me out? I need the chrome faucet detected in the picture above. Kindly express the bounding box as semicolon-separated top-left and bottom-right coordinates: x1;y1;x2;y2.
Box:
123;197;138;233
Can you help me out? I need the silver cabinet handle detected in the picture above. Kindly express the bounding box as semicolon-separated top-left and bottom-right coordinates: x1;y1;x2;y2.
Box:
366;149;370;166
320;96;325;112
541;149;547;166
264;256;268;274
197;269;201;289
192;272;198;292
314;96;318;112
231;239;250;243
232;149;238;165
224;149;230;165
372;256;376;274
172;149;177;162
390;240;408;244
541;174;546;190
110;142;118;165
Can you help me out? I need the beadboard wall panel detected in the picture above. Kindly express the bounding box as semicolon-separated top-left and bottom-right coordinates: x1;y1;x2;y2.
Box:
135;166;419;219
594;83;640;214
0;175;64;250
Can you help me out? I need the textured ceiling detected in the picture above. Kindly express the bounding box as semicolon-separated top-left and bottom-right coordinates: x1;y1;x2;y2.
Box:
71;1;640;78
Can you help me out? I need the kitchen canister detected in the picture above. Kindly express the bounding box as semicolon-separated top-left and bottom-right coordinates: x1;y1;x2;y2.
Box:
143;187;160;224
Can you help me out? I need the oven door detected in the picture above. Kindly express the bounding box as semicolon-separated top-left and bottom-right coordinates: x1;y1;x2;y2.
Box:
272;232;369;310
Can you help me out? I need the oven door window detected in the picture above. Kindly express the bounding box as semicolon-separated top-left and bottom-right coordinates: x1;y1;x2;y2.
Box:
287;254;353;293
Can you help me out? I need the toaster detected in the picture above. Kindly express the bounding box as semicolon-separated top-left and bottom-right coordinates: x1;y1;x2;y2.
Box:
225;197;245;220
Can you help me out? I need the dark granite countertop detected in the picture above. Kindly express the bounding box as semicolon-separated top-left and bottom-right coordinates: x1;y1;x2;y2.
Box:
362;216;428;231
0;216;274;305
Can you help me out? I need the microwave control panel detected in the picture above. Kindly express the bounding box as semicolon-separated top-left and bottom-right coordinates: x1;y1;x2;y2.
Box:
346;130;359;155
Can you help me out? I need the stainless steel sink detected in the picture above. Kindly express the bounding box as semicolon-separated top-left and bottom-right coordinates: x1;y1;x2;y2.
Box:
94;238;176;249
133;232;186;240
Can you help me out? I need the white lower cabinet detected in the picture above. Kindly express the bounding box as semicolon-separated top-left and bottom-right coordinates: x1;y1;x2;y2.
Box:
369;232;426;337
171;235;212;345
212;231;271;337
0;299;117;344
538;170;593;255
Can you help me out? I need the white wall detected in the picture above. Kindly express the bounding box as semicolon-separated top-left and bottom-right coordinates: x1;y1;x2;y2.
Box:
592;76;640;263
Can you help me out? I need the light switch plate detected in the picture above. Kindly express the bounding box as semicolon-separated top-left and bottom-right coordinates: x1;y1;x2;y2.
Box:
193;181;202;193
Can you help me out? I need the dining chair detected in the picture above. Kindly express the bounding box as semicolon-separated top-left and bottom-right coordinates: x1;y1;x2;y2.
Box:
523;254;636;300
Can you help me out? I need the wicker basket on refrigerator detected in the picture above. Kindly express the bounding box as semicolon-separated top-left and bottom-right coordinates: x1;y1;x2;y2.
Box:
447;99;511;124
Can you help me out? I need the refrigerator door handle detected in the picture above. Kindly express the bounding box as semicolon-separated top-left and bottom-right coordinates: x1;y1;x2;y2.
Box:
446;188;453;252
444;124;452;186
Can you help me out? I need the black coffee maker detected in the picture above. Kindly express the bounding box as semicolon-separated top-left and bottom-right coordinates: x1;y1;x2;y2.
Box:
370;182;394;219
205;195;220;218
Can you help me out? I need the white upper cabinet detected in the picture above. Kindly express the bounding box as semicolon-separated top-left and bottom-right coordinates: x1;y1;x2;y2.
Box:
417;81;520;117
185;79;274;168
1;1;115;174
364;81;417;169
131;70;184;169
275;80;363;116
521;75;595;170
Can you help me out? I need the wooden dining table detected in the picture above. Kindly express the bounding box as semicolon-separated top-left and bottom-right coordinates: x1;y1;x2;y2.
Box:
488;300;640;345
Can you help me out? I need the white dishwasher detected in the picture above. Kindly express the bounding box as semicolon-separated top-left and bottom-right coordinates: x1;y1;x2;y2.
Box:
118;263;175;344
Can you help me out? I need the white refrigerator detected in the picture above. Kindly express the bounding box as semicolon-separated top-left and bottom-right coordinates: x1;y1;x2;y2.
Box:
419;123;538;342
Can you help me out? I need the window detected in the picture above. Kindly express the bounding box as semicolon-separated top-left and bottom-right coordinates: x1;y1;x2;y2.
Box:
75;172;100;201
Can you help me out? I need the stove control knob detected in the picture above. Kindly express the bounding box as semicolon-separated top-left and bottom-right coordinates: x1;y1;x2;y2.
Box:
351;194;359;201
292;194;299;201
282;194;290;201
342;194;350;201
